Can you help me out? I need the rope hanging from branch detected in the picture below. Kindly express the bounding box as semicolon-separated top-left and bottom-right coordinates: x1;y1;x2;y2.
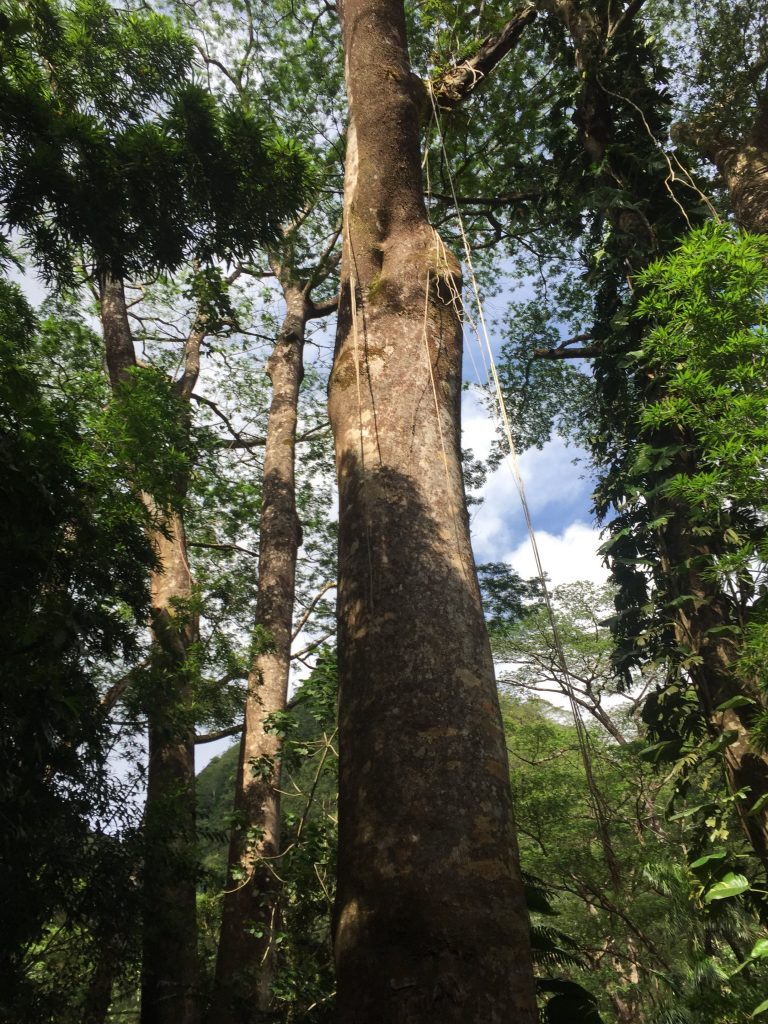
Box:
424;87;621;885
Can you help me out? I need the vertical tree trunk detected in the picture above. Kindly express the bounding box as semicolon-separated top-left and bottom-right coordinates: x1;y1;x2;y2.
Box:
98;271;199;1024
329;3;537;1021
709;93;768;236
210;286;306;1024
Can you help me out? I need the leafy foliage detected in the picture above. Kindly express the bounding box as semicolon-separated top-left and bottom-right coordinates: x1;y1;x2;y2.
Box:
0;280;151;1014
0;0;313;282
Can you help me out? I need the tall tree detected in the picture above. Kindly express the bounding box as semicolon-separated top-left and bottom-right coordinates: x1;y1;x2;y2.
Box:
0;3;311;1019
329;1;537;1019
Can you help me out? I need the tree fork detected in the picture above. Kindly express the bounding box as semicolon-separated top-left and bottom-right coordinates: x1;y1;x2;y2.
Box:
330;2;537;1020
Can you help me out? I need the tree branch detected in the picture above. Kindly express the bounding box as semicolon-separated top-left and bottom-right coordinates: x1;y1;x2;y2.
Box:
292;631;335;661
292;580;337;641
431;6;538;108
188;540;259;558
195;723;243;744
429;190;541;208
533;333;600;360
608;0;648;38
101;659;150;713
307;294;340;319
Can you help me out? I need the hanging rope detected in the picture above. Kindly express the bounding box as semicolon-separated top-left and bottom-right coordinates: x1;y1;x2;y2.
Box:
424;86;621;885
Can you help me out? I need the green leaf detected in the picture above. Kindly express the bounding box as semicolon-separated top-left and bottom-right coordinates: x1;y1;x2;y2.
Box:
703;872;750;903
750;939;768;960
689;849;726;871
669;803;713;822
752;999;768;1017
748;793;768;817
704;729;740;756
715;695;755;711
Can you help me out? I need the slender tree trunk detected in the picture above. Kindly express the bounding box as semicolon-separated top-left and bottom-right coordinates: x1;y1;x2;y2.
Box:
329;3;536;1021
656;510;768;869
98;271;200;1024
209;286;306;1024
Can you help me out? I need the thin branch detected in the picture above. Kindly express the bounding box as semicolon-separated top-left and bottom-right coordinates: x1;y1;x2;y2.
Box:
292;580;338;641
188;540;259;558
291;631;334;661
429;190;541;208
191;392;244;439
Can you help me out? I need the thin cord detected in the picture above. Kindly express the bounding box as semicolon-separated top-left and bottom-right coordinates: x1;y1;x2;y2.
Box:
427;84;621;883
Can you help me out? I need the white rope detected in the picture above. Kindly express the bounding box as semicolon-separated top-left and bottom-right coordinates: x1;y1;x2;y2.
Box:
425;85;620;881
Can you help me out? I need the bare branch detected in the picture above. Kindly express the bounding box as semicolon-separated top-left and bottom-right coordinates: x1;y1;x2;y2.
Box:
307;294;340;319
429;190;541;209
175;315;207;399
195;723;243;745
291;631;335;662
101;658;150;713
220;436;268;450
292;581;338;641
533;340;600;360
188;540;259;558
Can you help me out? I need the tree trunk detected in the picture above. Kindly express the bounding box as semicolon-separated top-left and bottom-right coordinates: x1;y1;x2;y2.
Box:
209;286;306;1024
98;271;200;1024
329;3;537;1021
708;93;768;235
657;509;768;869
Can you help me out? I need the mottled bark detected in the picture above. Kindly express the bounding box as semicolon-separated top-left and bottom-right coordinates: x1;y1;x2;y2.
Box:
330;2;536;1021
98;270;199;1024
699;93;768;235
209;286;306;1024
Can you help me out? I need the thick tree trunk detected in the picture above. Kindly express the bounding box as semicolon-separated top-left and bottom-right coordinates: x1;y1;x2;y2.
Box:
707;94;768;236
209;287;306;1024
98;271;199;1024
329;3;537;1021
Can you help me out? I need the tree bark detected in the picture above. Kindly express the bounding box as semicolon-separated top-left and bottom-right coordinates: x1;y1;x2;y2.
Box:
98;271;199;1024
697;92;768;235
656;508;768;870
329;3;537;1021
209;285;306;1024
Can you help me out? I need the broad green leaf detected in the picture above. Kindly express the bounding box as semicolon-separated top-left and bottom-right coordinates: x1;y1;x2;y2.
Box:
704;730;740;756
669;803;713;822
750;939;768;959
689;850;726;871
703;872;750;903
715;695;755;711
752;999;768;1017
748;793;768;817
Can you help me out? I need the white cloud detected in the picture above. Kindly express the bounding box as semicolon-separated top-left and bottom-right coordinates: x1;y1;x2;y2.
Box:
505;521;609;587
464;385;595;565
